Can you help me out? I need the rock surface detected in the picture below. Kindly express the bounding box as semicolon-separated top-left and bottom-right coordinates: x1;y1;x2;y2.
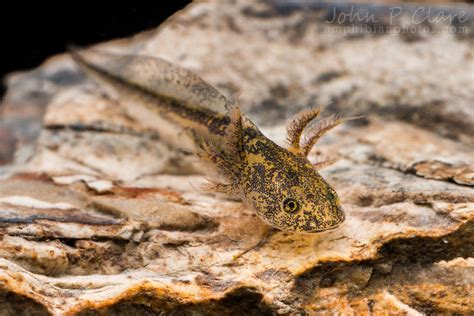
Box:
0;1;473;315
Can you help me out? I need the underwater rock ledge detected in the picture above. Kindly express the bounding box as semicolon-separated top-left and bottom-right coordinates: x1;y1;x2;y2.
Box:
0;0;473;314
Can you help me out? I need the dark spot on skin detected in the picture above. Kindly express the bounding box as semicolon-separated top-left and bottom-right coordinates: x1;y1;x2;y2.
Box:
250;164;267;189
302;216;320;232
244;127;260;139
286;170;298;181
253;164;265;175
326;190;335;202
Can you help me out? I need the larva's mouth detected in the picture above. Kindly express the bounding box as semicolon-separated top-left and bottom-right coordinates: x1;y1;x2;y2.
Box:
294;221;344;234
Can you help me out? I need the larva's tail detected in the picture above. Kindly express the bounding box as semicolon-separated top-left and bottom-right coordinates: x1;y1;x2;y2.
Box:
69;46;233;141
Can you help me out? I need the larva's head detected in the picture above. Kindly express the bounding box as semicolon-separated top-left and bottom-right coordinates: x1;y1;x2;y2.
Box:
241;126;345;233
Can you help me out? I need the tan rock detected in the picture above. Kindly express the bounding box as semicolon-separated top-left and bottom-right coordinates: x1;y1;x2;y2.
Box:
0;1;472;314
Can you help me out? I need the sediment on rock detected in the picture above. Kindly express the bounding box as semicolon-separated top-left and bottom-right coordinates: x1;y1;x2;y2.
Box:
0;0;472;314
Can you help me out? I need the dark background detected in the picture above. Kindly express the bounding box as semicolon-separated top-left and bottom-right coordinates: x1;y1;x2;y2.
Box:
0;2;191;97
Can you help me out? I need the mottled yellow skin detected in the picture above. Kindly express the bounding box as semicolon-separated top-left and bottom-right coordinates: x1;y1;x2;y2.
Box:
239;118;344;232
71;48;346;233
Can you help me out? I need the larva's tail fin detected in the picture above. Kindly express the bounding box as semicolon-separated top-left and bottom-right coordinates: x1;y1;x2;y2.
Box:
69;46;234;116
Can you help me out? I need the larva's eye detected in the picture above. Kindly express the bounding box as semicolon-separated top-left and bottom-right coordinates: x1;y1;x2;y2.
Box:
283;198;300;213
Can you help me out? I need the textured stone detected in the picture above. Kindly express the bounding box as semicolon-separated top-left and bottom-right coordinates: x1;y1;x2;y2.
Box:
0;0;472;314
